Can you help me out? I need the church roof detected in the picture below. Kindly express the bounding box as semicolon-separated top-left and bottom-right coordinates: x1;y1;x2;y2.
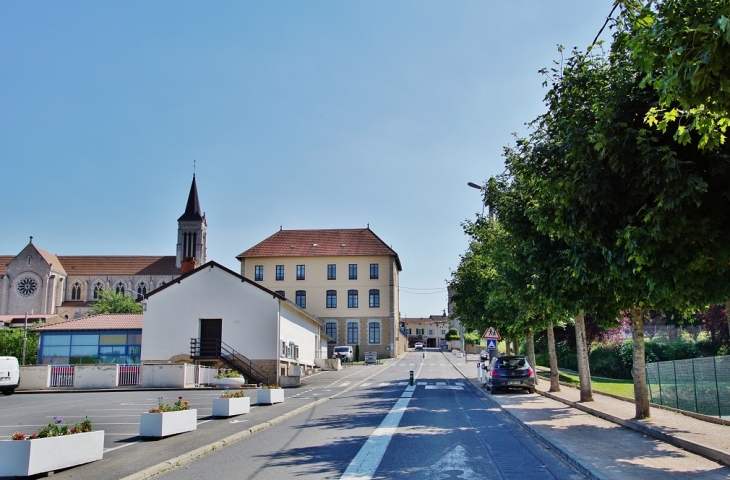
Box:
36;247;67;275
57;256;179;275
32;313;143;331
178;174;203;222
0;256;13;276
236;228;402;270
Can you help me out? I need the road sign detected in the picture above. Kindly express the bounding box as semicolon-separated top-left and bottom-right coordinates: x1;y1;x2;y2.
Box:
482;327;501;340
486;339;498;350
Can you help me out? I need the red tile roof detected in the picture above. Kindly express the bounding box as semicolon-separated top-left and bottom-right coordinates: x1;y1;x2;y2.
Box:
32;313;143;331
37;247;67;275
402;316;451;324
237;228;401;270
1;255;179;276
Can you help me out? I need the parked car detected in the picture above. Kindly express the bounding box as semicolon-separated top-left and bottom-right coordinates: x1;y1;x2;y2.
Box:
332;346;354;362
414;342;424;350
486;355;535;394
0;356;20;395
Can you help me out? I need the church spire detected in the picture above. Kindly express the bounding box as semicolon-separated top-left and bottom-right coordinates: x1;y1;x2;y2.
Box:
177;174;203;222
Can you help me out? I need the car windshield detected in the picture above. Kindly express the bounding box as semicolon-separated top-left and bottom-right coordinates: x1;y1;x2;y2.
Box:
496;357;527;369
335;347;349;352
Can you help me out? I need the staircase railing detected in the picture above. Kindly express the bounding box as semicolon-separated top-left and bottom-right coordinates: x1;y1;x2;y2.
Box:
190;338;269;385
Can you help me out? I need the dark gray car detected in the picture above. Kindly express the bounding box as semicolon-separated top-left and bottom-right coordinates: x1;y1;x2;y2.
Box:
486;355;536;394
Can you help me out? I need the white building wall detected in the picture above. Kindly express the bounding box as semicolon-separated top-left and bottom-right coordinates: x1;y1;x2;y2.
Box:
279;302;321;365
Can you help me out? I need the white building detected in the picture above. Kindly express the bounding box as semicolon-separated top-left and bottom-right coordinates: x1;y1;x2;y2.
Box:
141;261;325;384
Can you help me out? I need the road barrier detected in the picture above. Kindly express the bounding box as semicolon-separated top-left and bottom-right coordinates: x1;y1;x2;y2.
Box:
646;355;730;418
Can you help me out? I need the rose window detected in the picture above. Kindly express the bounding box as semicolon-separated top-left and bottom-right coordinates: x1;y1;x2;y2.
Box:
17;277;38;297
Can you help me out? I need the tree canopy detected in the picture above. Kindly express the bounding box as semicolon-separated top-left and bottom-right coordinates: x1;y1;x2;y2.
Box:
90;288;143;315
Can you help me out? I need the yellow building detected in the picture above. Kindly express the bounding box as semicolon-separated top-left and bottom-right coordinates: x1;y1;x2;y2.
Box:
237;227;405;359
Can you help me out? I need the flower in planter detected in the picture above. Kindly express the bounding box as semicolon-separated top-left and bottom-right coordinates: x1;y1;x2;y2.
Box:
148;396;190;413
11;417;92;440
214;370;243;379
219;387;245;399
259;384;281;389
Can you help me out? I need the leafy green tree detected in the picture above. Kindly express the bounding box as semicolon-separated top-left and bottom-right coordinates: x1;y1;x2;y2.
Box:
618;0;730;149
0;327;39;364
445;328;460;342
90;288;143;315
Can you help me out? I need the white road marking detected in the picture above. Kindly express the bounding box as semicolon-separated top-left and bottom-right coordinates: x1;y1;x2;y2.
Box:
340;396;411;479
417;382;427;386
455;382;464;386
425;385;464;390
378;382;390;387
431;445;476;478
104;440;142;453
436;382;446;386
397;382;408;386
361;383;372;387
341;382;351;387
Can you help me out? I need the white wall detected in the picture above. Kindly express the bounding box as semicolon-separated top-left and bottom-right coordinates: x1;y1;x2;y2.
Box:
279;302;321;365
140;364;186;388
141;264;281;362
75;365;118;389
17;365;50;390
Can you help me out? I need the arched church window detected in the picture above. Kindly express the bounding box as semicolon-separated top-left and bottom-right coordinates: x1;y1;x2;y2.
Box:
27;256;32;266
71;282;82;301
93;282;104;299
137;282;147;299
115;281;125;295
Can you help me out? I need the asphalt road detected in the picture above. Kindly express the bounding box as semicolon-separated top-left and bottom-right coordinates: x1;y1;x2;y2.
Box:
156;350;584;479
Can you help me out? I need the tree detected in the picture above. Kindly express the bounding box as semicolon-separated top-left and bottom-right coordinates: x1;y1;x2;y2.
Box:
618;0;730;149
0;327;39;365
90;288;143;315
445;328;460;342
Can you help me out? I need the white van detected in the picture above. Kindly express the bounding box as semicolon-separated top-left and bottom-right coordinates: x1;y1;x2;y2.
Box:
0;357;20;395
332;346;354;362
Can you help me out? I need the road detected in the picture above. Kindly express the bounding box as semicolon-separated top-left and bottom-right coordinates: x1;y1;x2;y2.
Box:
158;349;583;479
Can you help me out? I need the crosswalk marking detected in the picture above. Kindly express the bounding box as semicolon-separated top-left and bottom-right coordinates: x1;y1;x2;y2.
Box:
379;382;390;387
340;382;351;387
361;383;372;387
436;382;446;386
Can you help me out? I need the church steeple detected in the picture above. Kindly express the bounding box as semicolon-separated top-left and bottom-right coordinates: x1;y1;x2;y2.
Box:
176;175;207;268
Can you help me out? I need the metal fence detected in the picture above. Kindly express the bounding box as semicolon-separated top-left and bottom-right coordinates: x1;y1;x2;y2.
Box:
184;365;218;387
646;355;730;418
50;365;75;387
118;365;141;386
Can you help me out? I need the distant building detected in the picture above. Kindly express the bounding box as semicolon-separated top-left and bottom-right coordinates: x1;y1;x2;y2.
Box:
401;314;451;348
237;227;406;359
0;176;206;320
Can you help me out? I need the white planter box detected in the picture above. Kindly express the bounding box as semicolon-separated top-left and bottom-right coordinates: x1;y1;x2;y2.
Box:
139;409;197;438
212;397;250;417
212;377;246;387
257;389;285;405
0;430;104;477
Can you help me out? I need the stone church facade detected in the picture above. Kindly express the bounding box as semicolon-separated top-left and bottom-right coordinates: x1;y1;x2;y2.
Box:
0;176;207;321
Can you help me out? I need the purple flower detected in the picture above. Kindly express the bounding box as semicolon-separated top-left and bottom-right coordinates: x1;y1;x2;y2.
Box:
54;417;63;424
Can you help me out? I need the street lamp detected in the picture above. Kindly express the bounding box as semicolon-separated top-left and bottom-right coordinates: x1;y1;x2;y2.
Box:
467;182;485;216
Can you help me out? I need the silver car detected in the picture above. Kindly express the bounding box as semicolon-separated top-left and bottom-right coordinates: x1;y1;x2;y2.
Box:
486;355;536;394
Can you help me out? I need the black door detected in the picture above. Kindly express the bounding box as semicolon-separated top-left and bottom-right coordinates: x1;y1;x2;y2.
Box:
200;319;222;357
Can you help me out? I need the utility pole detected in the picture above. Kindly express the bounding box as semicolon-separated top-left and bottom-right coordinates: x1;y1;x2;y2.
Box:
21;312;28;366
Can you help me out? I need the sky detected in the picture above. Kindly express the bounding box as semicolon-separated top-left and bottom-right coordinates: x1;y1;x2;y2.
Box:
0;1;616;318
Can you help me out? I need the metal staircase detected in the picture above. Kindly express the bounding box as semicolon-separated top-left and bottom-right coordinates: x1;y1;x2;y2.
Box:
190;338;269;385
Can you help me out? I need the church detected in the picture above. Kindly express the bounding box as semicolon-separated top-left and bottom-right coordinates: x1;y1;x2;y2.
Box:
0;176;207;322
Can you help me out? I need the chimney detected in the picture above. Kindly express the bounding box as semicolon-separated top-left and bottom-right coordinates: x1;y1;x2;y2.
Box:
181;256;197;275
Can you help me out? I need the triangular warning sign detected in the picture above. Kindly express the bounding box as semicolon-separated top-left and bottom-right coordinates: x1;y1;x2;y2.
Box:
482;327;501;340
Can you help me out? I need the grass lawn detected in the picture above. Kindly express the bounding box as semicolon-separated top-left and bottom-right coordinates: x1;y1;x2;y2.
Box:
537;367;634;399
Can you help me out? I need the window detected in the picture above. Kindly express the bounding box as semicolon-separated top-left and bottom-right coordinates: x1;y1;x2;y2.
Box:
405;328;412;335
348;290;358;308
275;290;285;297
326;290;337;308
369;289;380;308
137;282;147;300
255;265;264;281
349;264;357;280
93;282;104;300
71;282;82;301
115;281;125;295
326;322;337;340
327;264;336;280
428;329;434;335
441;329;447;335
27;256;32;266
416;328;424;335
276;265;284;281
370;264;379;279
347;322;359;344
369;322;381;344
296;265;305;280
295;290;306;309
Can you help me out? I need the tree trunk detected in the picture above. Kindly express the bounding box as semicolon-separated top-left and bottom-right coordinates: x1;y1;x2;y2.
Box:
526;329;538;385
574;311;593;402
505;339;511;355
547;321;560;392
725;298;730;342
631;307;650;419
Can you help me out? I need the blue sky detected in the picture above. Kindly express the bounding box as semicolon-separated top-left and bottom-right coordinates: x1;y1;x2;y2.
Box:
0;1;615;317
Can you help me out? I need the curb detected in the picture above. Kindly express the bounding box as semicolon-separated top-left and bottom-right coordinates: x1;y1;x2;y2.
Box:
536;388;730;468
442;352;608;480
120;361;397;480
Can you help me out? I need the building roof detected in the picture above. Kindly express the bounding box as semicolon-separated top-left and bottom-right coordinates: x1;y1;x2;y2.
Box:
32;313;143;332
57;256;179;276
0;256;13;276
237;228;402;270
402;316;450;325
178;174;204;222
36;247;67;275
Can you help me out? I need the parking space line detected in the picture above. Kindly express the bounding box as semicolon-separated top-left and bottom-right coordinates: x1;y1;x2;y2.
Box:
105;440;142;453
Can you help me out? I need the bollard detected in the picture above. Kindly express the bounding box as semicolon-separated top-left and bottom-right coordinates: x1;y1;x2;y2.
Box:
477;362;482;383
423;351;425;359
409;370;414;386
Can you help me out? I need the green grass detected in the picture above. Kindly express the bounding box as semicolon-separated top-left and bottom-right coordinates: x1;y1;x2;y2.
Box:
537;367;634;399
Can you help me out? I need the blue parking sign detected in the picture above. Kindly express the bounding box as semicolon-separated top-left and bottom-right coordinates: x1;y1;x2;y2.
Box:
486;339;497;350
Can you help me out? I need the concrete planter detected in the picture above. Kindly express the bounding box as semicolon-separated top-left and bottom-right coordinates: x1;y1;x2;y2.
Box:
257;389;284;405
212;397;250;417
0;430;104;477
212;377;246;387
290;366;303;376
139;409;197;438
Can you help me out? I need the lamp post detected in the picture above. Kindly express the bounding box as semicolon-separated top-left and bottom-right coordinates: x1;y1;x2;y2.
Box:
467;182;485;216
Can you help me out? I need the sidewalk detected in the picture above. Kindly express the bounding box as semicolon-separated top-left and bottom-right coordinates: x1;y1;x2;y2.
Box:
444;351;730;479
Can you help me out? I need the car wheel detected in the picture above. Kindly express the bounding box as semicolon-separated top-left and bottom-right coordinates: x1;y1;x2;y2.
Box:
1;389;13;396
528;388;536;394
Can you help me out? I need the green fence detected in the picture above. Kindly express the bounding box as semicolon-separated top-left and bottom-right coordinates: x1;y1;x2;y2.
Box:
646;355;730;418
